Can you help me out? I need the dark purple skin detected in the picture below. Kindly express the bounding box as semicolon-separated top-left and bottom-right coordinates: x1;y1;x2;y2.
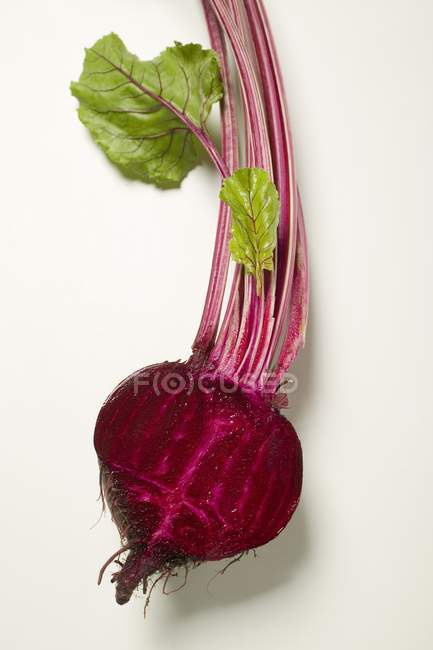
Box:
94;359;302;604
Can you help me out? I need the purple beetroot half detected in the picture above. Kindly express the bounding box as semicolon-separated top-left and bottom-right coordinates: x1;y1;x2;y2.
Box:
73;0;309;611
95;359;302;604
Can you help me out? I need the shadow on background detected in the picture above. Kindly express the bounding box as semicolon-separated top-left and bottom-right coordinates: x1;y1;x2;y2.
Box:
164;505;309;618
284;303;316;422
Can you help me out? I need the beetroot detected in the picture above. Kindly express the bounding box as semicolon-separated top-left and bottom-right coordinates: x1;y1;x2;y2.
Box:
95;359;302;604
72;0;309;611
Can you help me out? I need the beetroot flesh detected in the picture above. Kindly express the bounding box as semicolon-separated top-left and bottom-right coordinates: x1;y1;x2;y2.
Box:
94;359;302;604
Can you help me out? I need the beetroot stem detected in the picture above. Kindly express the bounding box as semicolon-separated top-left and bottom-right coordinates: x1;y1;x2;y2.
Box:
198;0;308;392
208;0;275;386
225;0;277;385
243;0;308;386
193;0;239;354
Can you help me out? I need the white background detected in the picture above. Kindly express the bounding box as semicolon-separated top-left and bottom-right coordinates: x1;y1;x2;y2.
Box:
1;0;432;648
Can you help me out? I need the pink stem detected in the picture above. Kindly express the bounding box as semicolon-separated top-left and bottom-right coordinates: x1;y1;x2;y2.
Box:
193;0;239;354
243;0;306;388
269;190;309;389
197;0;308;394
210;0;270;169
228;0;276;385
209;0;274;386
208;0;249;369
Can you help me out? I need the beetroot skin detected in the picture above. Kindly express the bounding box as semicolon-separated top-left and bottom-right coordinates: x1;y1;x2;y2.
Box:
94;359;302;604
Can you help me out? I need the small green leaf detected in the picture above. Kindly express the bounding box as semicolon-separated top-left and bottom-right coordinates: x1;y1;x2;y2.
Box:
70;33;223;188
220;168;280;295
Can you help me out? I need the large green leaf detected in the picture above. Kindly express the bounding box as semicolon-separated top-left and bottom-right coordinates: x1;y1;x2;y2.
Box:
220;168;280;295
70;33;223;188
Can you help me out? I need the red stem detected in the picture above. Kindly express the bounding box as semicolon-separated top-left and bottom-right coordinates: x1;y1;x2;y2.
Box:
193;0;239;354
244;0;308;386
208;0;274;387
196;0;308;392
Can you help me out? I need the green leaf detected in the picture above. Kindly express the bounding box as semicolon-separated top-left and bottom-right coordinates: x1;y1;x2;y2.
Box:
70;33;223;188
220;168;280;295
